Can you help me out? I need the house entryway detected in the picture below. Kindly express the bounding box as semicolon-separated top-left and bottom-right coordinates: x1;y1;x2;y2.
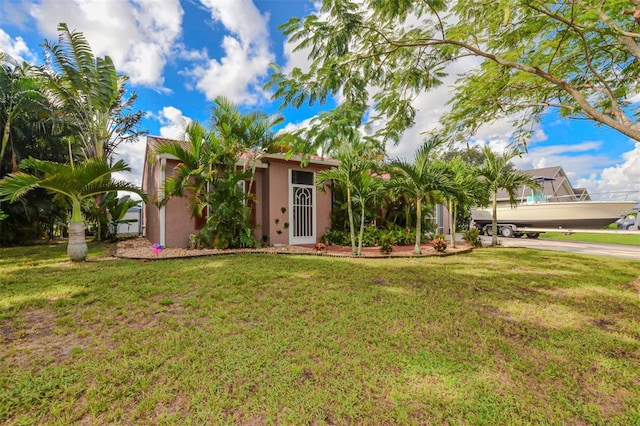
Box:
289;170;316;244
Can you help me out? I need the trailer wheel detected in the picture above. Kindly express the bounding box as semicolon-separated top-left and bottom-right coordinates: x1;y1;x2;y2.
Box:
526;233;540;239
501;226;514;238
485;226;493;236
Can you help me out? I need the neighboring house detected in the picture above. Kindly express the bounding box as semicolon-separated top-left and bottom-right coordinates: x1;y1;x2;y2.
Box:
116;207;142;235
141;136;338;248
495;165;590;205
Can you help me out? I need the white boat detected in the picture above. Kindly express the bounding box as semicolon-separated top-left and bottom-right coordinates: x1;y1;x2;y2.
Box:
470;199;638;230
471;175;638;230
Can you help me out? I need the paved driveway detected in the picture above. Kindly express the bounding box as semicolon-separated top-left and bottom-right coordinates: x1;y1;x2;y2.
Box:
479;235;640;261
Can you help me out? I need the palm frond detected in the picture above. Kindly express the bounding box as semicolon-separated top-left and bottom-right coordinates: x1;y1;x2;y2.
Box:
0;172;42;202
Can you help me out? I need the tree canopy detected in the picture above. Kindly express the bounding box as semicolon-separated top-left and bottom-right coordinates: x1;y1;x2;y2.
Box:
268;0;640;147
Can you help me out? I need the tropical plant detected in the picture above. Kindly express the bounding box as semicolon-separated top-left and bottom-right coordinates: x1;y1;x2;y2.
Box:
478;146;539;246
200;168;256;249
386;137;454;254
210;96;287;195
102;193;140;239
40;23;145;162
269;1;640;148
316;138;378;255
153;120;221;219
0;53;48;173
462;228;483;248
442;156;482;248
0;157;145;261
351;171;384;255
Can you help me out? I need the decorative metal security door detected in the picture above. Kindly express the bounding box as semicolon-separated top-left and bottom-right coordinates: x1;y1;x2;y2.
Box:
290;170;315;244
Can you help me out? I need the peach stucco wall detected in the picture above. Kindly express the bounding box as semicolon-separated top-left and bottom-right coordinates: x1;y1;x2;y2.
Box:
141;149;160;246
263;158;332;246
164;160;199;248
144;152;334;248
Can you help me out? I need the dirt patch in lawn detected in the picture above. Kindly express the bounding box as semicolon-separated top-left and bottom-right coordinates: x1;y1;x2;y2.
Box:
112;237;473;260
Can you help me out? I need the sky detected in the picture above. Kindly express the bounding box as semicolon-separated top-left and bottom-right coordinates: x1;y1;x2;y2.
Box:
0;0;639;202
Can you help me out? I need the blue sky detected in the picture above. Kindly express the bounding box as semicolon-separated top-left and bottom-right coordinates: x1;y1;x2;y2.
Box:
0;0;638;201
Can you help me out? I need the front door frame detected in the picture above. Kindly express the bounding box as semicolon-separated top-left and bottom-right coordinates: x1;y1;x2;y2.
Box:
288;169;316;245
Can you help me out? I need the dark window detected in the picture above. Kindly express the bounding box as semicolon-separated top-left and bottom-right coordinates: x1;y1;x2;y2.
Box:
291;170;314;185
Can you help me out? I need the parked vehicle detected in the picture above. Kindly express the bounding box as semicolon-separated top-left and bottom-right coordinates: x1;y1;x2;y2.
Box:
616;215;637;230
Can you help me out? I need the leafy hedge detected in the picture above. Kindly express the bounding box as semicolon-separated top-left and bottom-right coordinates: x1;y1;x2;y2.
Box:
320;224;430;247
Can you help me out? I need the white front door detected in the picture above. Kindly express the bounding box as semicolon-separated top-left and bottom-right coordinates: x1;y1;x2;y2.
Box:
289;170;316;244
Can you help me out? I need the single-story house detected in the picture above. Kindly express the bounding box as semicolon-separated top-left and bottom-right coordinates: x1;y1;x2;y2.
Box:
141;136;338;248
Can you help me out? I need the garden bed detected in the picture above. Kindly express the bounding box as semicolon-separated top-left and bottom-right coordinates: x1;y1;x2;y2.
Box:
112;237;474;260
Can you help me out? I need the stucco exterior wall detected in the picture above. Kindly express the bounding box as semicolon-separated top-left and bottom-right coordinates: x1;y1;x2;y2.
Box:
164;160;199;248
141;150;160;245
265;159;333;246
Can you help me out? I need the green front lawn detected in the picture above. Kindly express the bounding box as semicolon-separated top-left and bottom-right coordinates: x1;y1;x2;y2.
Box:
1;244;639;424
540;231;640;246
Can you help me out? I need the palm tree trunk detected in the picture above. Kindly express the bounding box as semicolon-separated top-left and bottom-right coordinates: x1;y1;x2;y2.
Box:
492;192;498;246
414;196;422;255
449;199;456;248
346;185;356;256
67;199;88;261
357;203;366;256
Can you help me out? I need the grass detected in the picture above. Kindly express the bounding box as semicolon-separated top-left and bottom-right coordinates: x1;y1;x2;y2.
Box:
1;243;640;424
540;231;640;246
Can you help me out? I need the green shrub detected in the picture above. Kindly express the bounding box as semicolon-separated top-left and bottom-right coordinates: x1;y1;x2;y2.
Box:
462;228;482;248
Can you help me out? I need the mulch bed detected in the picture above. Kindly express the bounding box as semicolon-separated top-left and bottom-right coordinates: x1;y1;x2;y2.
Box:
112;238;474;260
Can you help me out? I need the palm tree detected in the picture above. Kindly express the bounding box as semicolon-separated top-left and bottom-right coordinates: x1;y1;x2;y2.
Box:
209;96;285;195
152;120;221;220
0;157;145;261
442;156;481;248
387;137;453;254
351;171;383;255
0;53;48;172
478;146;539;246
39;23;145;162
316;140;377;256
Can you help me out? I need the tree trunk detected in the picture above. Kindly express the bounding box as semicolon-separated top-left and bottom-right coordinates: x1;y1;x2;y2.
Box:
491;192;499;246
346;185;357;256
357;202;366;256
414;197;422;255
449;199;457;249
67;222;88;261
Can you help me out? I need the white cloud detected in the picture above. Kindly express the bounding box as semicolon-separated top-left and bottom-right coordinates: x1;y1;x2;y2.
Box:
29;0;183;87
576;142;640;200
182;0;274;105
0;29;36;63
113;137;147;188
113;106;192;187
156;106;192;140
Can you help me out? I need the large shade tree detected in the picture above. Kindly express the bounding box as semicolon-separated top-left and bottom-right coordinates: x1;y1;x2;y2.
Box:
268;0;640;147
478;146;539;246
0;157;144;261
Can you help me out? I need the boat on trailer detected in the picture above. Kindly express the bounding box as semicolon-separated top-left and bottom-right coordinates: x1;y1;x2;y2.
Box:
470;177;638;237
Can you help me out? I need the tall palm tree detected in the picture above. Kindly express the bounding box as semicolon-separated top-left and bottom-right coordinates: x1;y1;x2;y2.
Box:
442;156;481;248
39;23;145;163
478;146;538;246
0;157;145;261
316;139;377;256
351;171;383;255
387;137;453;254
209;96;285;195
152;120;221;220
